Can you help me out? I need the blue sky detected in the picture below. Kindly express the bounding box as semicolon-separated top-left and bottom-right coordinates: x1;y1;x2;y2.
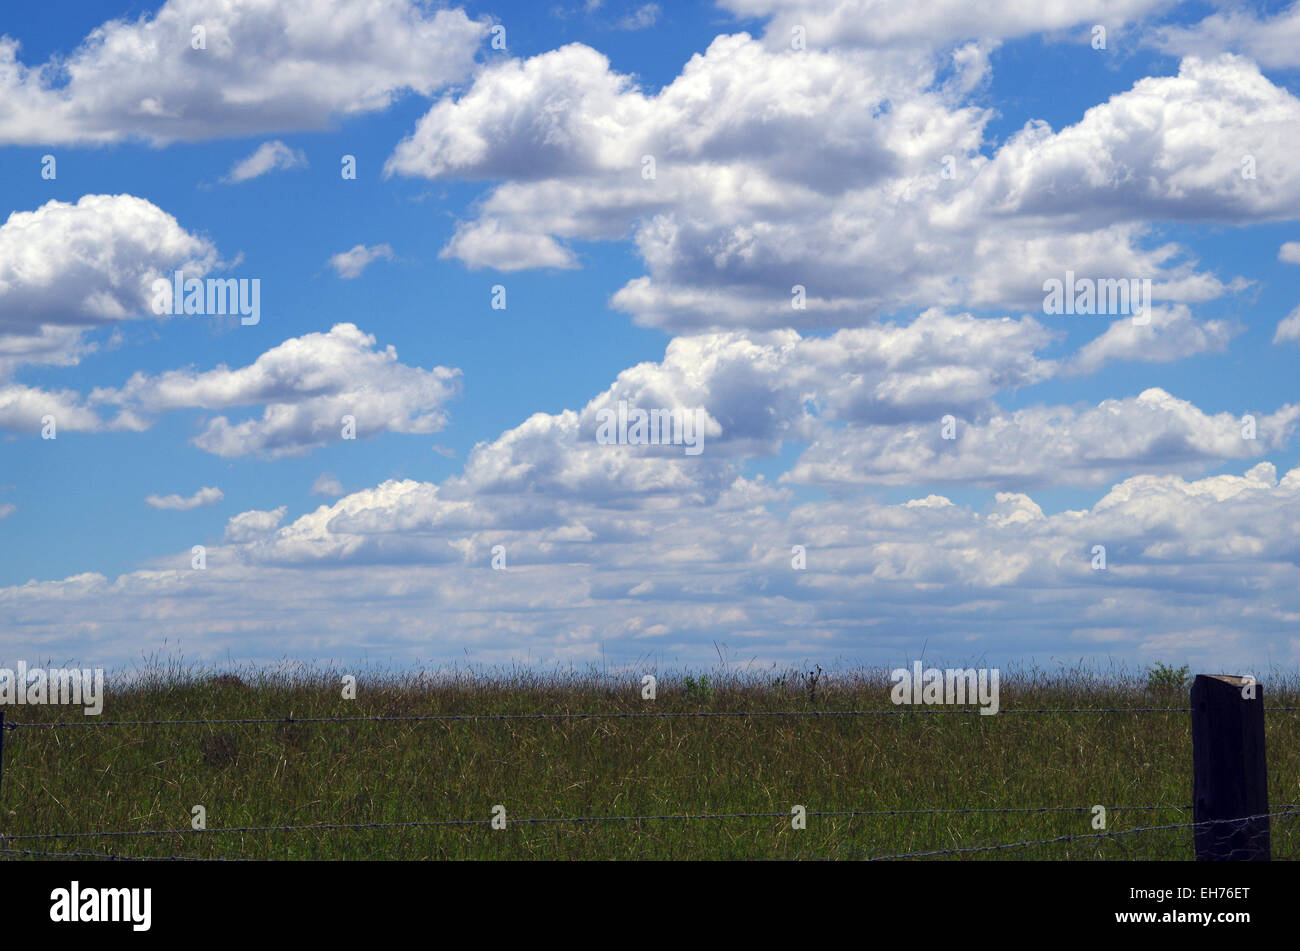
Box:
1;0;1299;673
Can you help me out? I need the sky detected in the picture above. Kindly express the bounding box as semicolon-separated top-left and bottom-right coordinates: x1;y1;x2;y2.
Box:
0;0;1298;675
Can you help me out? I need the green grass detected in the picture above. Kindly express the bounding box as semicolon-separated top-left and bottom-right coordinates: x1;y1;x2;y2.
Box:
1;662;1297;860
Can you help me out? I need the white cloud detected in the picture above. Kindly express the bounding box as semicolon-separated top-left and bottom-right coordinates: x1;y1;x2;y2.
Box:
783;389;1300;489
224;507;288;543
434;310;1055;503
1280;242;1300;264
0;0;489;145
145;486;225;510
0;383;103;434
312;473;345;497
386;42;665;187
0;195;217;374
223;141;308;183
1152;3;1300;69
718;0;1173;49
1274;305;1300;344
8;460;1300;670
328;244;394;279
441;220;578;271
618;4;660;30
94;323;462;458
962;56;1300;226
388;39;1294;332
0;503;14;520
379;311;1288;506
1066;304;1237;375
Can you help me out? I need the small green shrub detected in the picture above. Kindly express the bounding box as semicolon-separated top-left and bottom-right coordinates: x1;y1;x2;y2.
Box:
1144;662;1190;693
682;674;713;702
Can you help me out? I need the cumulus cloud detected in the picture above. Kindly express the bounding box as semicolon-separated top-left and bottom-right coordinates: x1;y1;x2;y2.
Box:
718;0;1172;49
441;221;577;272
588;309;1055;436
311;473;345;497
430;310;1056;504
144;486;225;510
224;506;288;543
336;310;1291;512
327;244;394;279
1280;242;1300;264
0;0;489;145
783;389;1300;489
223;141;307;183
388;38;1292;332
7;459;1300;669
0;383;103;434
93;323;462;458
1152;2;1300;69
962;56;1300;227
0;195;217;374
1065;304;1237;375
1275;305;1300;344
389;36;944;192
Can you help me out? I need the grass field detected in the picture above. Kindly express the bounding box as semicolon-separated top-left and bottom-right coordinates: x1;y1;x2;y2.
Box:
2;662;1297;860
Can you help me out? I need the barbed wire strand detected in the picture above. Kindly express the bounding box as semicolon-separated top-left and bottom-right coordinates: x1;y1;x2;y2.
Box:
7;807;1295;862
0;847;225;861
10;706;1300;729
856;808;1300;861
13;802;1299;843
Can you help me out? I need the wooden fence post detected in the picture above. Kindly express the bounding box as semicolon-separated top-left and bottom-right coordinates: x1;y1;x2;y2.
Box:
1191;674;1269;860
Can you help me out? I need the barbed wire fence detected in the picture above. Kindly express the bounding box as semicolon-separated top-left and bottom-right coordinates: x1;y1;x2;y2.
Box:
1;703;1297;861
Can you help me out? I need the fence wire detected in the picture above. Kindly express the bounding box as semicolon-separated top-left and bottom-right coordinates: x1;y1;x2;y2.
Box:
0;804;1205;842
0;847;229;861
6;804;1299;845
5;706;1298;729
856;808;1300;861
5;807;1297;862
